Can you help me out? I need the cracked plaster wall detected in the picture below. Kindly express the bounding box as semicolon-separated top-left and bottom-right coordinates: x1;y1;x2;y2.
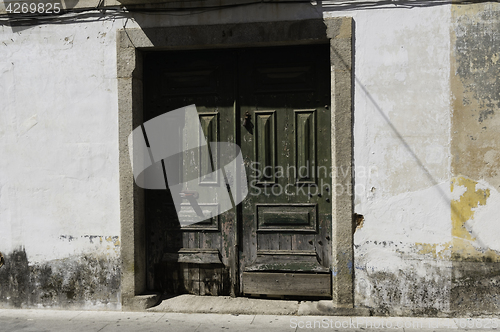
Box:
0;22;121;308
0;0;326;310
328;2;500;316
1;1;500;315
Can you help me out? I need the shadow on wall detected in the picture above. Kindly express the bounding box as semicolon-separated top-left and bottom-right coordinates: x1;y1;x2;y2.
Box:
1;0;493;34
3;0;83;32
120;0;500;316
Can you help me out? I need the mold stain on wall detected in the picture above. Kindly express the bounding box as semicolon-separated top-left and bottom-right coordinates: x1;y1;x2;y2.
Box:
450;2;500;314
354;240;452;317
0;246;120;309
449;176;500;314
451;3;500;190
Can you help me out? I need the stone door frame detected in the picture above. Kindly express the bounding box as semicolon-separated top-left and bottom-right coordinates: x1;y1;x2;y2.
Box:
117;17;354;310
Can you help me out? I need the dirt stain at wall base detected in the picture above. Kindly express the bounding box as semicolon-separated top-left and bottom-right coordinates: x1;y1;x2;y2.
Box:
0;248;120;309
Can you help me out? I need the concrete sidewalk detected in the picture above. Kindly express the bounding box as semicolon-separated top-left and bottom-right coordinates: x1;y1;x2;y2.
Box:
0;308;499;332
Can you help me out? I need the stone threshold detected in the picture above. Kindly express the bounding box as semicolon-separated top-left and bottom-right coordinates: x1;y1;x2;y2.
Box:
123;294;370;316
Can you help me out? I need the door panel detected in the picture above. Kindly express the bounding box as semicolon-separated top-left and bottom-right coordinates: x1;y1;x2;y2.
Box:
239;45;332;297
242;272;331;297
143;50;237;296
143;44;331;298
254;111;276;184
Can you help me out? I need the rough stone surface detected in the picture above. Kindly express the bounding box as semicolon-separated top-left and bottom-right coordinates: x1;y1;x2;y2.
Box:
0;248;120;309
7;308;500;332
117;17;354;310
148;295;299;315
450;2;500;316
122;293;161;311
299;301;370;316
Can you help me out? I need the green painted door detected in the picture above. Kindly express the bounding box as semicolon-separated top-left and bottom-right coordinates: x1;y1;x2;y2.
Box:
238;45;332;297
143;50;238;296
143;44;332;298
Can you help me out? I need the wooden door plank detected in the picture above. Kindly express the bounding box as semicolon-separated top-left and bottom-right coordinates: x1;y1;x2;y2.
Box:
242;272;331;297
201;232;219;250
239;45;332;298
144;49;237;296
292;233;316;251
258;233;279;250
182;263;200;295
163;248;222;264
279;233;292;250
200;266;223;296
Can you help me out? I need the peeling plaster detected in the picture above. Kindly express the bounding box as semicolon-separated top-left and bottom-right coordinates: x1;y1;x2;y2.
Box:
451;2;500;189
0;21;120;309
451;176;500;260
0;0;499;315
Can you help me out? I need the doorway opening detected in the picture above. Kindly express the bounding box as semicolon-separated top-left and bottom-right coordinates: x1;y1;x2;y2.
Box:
143;45;331;298
117;18;354;309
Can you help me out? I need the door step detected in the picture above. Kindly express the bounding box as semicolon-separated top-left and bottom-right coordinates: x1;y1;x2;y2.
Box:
146;294;371;316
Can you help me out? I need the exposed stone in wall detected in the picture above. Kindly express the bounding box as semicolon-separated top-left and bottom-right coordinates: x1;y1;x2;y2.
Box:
451;3;500;189
449;176;500;314
0;248;120;309
355;241;452;316
451;261;500;315
345;4;454;316
450;3;500;315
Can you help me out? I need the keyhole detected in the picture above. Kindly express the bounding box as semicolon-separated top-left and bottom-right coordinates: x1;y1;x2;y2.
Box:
243;112;253;133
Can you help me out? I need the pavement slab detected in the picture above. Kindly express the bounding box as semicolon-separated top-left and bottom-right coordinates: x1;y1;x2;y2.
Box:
0;309;499;332
148;294;299;315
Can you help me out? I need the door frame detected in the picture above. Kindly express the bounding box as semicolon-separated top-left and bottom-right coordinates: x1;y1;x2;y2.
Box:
117;18;354;310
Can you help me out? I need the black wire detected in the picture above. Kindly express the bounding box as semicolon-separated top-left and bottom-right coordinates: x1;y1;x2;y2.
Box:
95;0;105;9
0;0;467;26
127;0;310;14
0;0;312;26
0;8;127;26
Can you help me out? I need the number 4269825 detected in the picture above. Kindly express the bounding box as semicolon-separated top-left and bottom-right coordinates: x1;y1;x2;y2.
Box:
5;2;61;14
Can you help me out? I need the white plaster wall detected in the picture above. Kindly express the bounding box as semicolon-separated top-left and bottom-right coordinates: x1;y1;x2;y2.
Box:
0;3;455;265
326;5;453;312
0;0;323;269
0;0;333;264
0;22;121;264
0;1;467;313
326;5;452;249
325;6;451;230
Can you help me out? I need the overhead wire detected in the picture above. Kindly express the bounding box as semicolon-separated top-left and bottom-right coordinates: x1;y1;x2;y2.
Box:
0;0;463;26
0;0;311;26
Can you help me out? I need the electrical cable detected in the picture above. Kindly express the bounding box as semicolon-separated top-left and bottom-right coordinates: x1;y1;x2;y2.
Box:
0;0;455;26
0;0;311;26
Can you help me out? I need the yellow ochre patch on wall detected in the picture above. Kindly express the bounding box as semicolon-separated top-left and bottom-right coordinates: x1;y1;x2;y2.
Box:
415;242;451;260
451;176;499;262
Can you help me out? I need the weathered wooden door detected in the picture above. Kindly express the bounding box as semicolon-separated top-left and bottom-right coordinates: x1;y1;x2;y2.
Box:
143;44;331;298
143;50;238;296
238;45;332;297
